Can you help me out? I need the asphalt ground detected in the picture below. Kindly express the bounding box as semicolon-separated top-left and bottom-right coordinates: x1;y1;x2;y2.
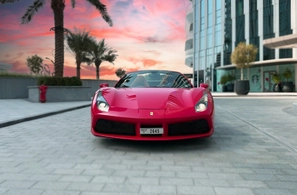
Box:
0;96;297;195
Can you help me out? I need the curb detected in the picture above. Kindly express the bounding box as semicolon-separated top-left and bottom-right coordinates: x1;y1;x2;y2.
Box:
0;104;90;128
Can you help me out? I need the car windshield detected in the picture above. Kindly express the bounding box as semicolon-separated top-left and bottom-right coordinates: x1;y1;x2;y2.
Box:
114;70;193;89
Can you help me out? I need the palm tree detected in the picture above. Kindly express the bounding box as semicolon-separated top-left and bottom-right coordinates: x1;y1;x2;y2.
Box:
88;39;117;80
65;30;93;79
2;0;112;77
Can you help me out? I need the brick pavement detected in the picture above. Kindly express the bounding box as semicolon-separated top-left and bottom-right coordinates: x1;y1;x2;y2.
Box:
0;97;297;195
0;99;90;128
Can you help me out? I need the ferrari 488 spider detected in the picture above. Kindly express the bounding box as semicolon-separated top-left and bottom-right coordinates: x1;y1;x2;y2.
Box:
91;70;214;140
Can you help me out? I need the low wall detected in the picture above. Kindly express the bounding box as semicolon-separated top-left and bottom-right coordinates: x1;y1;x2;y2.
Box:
0;77;37;99
0;77;117;99
28;86;92;102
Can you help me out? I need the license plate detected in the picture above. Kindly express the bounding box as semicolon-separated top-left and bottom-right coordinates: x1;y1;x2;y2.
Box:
140;128;163;134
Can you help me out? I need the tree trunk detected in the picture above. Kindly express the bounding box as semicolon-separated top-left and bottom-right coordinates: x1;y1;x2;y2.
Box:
241;68;243;80
76;59;81;79
52;1;65;77
96;65;99;80
95;61;102;80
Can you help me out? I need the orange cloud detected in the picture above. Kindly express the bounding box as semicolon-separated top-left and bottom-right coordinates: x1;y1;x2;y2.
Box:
127;57;161;67
142;58;161;67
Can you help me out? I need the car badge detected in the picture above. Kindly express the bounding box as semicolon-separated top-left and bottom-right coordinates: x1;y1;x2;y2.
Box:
150;112;154;116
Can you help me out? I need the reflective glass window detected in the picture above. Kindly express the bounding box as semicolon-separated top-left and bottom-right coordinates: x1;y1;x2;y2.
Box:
207;35;212;48
223;0;232;65
208;14;212;27
279;0;292;58
249;0;259;61
216;0;221;10
208;0;212;14
200;0;205;17
279;0;292;36
263;0;275;60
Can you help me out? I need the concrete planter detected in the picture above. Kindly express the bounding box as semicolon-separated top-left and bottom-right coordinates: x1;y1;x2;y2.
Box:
234;80;250;95
28;86;92;102
227;83;234;92
282;81;294;92
0;77;117;99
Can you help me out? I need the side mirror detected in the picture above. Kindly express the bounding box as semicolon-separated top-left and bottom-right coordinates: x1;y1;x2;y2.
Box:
200;83;208;89
100;83;109;88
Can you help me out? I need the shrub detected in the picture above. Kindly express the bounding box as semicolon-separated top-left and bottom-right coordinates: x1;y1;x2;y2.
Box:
0;71;36;78
271;73;281;84
37;76;82;86
282;68;293;82
226;73;236;83
220;74;229;85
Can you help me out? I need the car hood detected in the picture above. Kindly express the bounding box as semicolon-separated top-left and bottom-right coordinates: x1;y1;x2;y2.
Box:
100;88;204;110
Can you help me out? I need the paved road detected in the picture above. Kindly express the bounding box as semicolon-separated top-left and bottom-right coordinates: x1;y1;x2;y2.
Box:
0;97;297;195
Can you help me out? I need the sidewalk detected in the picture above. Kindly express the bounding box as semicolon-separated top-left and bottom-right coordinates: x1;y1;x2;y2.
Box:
211;92;297;97
0;99;91;128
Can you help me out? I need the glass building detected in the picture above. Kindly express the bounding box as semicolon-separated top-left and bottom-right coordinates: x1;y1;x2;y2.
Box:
185;0;297;92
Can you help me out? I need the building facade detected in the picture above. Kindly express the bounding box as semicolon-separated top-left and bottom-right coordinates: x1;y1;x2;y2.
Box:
185;0;297;92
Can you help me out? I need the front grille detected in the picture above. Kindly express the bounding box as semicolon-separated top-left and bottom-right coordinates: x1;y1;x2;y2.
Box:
140;124;162;128
95;119;135;136
168;119;210;136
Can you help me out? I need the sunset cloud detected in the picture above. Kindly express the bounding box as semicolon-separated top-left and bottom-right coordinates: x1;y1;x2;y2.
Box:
127;57;161;68
0;0;192;80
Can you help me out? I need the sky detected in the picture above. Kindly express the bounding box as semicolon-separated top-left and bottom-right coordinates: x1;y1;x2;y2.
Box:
0;0;192;80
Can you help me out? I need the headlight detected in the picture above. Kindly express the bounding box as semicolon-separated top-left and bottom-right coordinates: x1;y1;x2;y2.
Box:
96;91;109;112
195;92;208;112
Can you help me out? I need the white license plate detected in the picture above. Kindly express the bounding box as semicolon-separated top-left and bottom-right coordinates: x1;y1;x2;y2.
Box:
140;128;163;134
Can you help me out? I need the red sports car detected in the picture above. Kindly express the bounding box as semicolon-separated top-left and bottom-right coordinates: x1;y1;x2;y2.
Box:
91;70;214;141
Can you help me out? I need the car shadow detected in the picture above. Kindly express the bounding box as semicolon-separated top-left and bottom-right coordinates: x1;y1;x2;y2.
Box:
282;106;297;116
96;137;214;152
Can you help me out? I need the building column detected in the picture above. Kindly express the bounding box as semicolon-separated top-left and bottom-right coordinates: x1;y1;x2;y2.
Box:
244;0;249;43
231;0;236;50
258;0;264;61
193;0;199;87
274;0;280;59
291;0;297;90
291;0;297;59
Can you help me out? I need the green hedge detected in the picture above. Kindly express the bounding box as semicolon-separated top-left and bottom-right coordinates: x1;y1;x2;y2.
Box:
37;76;82;86
0;72;37;78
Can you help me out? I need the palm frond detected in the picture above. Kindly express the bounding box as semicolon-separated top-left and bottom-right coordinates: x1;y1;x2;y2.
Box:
21;0;45;24
71;0;75;8
103;50;117;64
65;29;94;61
82;56;92;65
86;0;113;26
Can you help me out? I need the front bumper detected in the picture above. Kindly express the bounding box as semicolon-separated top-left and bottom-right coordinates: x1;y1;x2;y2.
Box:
91;108;214;141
